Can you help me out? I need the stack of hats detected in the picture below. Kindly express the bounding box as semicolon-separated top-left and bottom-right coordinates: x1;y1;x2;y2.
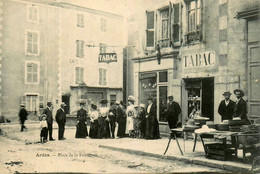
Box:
240;125;260;134
184;119;200;131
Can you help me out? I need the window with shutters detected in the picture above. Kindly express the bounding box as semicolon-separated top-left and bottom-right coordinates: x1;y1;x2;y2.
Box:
76;40;84;58
185;0;202;44
27;5;39;23
75;67;84;84
100;18;107;32
26;31;39;55
158;7;170;48
146;11;155;48
99;68;107;85
26;95;37;112
172;3;180;43
77;14;84;28
25;62;39;84
99;43;107;54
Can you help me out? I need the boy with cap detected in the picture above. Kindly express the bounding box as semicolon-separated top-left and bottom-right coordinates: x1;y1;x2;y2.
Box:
39;114;48;143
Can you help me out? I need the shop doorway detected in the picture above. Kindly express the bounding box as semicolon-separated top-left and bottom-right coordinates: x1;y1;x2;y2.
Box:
62;95;70;114
185;77;214;120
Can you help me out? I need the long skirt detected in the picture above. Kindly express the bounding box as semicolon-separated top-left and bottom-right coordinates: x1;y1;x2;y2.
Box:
75;121;88;138
145;116;160;139
97;117;111;138
117;117;126;137
89;120;98;138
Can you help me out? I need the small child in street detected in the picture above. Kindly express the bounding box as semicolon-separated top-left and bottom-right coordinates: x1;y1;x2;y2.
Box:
39;114;48;143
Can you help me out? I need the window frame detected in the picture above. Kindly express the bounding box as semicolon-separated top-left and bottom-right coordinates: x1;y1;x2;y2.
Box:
75;67;84;84
76;40;85;58
77;13;84;28
146;10;155;49
99;68;107;85
187;0;201;33
25;30;40;56
27;5;39;23
25;61;40;85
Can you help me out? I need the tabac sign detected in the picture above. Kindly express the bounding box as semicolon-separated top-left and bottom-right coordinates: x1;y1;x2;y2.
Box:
183;51;215;68
99;53;117;63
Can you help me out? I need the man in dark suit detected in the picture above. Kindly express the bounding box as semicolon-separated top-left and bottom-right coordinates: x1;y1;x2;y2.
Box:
109;102;117;138
218;91;235;121
233;89;250;124
115;101;126;138
145;97;160;139
166;96;181;129
19;104;28;132
42;101;55;141
55;103;66;140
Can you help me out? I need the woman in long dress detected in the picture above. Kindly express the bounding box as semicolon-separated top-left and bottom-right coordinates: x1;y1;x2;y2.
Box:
98;99;111;138
75;102;88;138
126;95;137;138
89;104;99;138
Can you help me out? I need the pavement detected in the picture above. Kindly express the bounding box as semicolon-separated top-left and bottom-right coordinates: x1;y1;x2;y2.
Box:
0;122;253;173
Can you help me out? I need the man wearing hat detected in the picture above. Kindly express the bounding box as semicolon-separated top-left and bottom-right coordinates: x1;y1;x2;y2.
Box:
218;91;235;121
42;101;55;141
19;104;28;132
109;102;117;138
55;103;67;140
145;97;160;139
232;89;249;123
115;101;126;138
166;96;181;129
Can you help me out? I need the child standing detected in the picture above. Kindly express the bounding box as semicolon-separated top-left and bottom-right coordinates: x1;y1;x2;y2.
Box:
39;114;48;143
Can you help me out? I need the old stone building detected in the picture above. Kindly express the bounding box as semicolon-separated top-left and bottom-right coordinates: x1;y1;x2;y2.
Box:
126;0;260;133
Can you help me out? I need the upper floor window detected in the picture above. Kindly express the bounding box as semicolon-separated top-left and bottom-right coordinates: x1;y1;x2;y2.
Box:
188;0;201;32
26;31;39;55
27;5;39;23
75;67;84;84
146;11;155;47
76;40;84;58
25;62;39;84
161;8;169;40
100;18;107;32
99;68;107;85
77;14;84;28
99;43;107;53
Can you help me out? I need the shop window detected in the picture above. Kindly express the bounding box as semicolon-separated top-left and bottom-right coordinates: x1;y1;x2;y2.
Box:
159;86;168;122
77;14;84;28
75;67;84;84
26;31;39;55
146;11;155;47
185;0;202;44
76;40;84;58
140;73;157;104
159;71;168;83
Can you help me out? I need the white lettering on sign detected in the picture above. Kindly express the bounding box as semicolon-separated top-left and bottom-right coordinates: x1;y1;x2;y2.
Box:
99;53;117;63
183;51;215;68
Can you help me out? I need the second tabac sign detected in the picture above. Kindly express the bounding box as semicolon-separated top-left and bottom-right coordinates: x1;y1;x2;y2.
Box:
99;53;117;63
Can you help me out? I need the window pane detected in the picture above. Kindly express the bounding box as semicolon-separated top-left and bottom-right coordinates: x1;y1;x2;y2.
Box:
28;33;32;42
27;73;32;82
197;9;201;26
189;1;196;10
197;0;201;8
32;64;38;72
173;24;179;42
27;43;32;53
140;74;157;104
33;44;38;54
161;8;169;19
159;86;167;122
162;19;168;39
159;71;168;82
103;69;107;84
147;11;154;29
80;68;84;82
174;3;179;23
33;74;37;82
146;30;154;47
27;64;32;72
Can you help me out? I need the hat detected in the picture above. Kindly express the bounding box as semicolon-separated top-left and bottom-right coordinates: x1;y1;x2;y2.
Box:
134;105;139;108
47;101;52;104
140;104;146;108
168;96;173;99
61;102;66;107
234;89;244;97
20;103;25;107
128;95;135;102
91;104;97;110
79;101;86;106
223;91;232;96
115;101;120;105
100;99;108;104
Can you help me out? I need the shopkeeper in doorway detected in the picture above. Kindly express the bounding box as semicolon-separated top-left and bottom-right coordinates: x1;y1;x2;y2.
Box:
218;91;235;121
166;96;181;129
232;89;251;124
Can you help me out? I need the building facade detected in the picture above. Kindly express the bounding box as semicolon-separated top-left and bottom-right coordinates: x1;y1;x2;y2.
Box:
127;0;260;133
0;0;60;121
0;0;125;120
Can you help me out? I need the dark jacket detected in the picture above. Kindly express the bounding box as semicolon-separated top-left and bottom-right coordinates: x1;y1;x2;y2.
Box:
42;107;53;124
116;105;124;123
233;98;247;120
166;101;181;122
19;108;28;121
77;109;87;122
218;100;235;121
146;103;157;118
55;108;66;125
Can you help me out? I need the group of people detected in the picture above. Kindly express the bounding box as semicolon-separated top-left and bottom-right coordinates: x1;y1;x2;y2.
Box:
218;89;250;123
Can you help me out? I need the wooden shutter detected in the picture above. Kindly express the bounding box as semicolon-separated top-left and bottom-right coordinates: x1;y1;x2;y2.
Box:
146;11;155;47
75;67;79;83
103;69;107;85
172;3;180;44
76;40;79;57
99;68;102;85
80;67;84;83
81;41;84;57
